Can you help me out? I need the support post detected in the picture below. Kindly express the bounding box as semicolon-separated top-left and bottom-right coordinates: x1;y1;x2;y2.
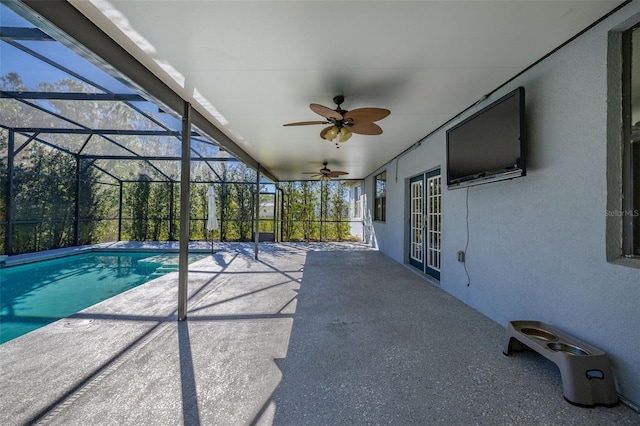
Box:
254;164;260;260
169;182;175;240
178;102;191;321
278;187;285;242
273;186;278;243
6;130;15;255
74;156;81;246
117;181;123;241
220;183;225;242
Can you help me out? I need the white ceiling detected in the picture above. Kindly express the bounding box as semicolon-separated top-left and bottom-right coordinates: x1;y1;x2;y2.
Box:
67;0;625;181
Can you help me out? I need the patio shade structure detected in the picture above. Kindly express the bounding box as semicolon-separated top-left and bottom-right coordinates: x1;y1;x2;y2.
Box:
0;2;275;319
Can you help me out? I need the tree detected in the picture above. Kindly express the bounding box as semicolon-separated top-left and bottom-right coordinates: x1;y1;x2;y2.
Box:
277;180;357;242
2;73;138;253
229;163;256;241
124;176;151;241
148;182;172;241
299;181;318;240
328;181;350;241
189;182;208;241
280;181;297;241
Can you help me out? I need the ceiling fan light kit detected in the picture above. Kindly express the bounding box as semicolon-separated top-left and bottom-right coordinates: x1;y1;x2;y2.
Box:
284;95;389;145
322;125;353;142
338;126;352;142
324;125;339;141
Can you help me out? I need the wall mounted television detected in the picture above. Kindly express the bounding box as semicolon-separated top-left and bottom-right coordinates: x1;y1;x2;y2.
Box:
446;87;526;189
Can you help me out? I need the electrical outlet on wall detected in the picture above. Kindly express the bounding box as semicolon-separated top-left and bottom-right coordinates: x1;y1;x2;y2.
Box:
457;251;465;262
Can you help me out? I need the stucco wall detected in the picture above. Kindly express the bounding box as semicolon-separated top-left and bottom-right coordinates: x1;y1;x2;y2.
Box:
365;2;640;407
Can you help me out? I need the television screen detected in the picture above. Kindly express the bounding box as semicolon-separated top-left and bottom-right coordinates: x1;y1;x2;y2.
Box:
446;87;525;188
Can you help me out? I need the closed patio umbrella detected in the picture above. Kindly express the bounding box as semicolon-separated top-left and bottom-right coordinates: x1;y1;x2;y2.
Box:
207;185;218;252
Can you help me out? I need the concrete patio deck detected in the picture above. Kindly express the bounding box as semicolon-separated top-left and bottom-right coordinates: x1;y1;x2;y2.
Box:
0;242;638;425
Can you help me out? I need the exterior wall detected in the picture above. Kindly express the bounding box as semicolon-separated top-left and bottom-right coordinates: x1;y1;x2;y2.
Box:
364;3;640;407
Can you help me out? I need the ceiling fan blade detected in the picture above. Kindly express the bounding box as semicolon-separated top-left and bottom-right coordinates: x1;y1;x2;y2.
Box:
283;120;328;126
328;171;348;177
310;103;343;120
343;107;390;123
348;122;383;135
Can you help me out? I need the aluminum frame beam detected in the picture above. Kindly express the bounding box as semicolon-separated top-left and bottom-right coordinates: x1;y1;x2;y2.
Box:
16;0;277;183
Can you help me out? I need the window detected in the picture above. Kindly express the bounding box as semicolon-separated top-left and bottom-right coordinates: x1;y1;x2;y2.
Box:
374;171;386;222
622;24;640;257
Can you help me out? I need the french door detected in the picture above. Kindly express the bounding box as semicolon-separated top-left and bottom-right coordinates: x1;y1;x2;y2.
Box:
425;170;441;279
409;175;424;270
409;169;441;279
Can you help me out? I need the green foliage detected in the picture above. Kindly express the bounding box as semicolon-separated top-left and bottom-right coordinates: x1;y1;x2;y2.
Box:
11;145;75;253
148;182;172;240
210;162;258;242
279;181;296;241
118;163;261;243
1;73;362;254
278;180;356;242
1;74;124;254
0;132;8;224
122;180;180;241
230;164;256;241
189;182;208;241
78;166;119;244
124;178;150;240
328;181;350;241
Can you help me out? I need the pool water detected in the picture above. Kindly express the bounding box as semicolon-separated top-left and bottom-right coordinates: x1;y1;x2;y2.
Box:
0;252;206;344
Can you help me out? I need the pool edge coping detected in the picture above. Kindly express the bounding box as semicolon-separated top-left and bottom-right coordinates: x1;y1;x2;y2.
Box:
1;242;218;268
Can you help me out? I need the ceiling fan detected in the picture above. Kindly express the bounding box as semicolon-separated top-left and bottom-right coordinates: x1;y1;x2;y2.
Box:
284;95;390;144
303;161;349;180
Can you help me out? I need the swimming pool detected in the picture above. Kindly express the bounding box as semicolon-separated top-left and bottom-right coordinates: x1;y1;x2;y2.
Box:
0;251;206;344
